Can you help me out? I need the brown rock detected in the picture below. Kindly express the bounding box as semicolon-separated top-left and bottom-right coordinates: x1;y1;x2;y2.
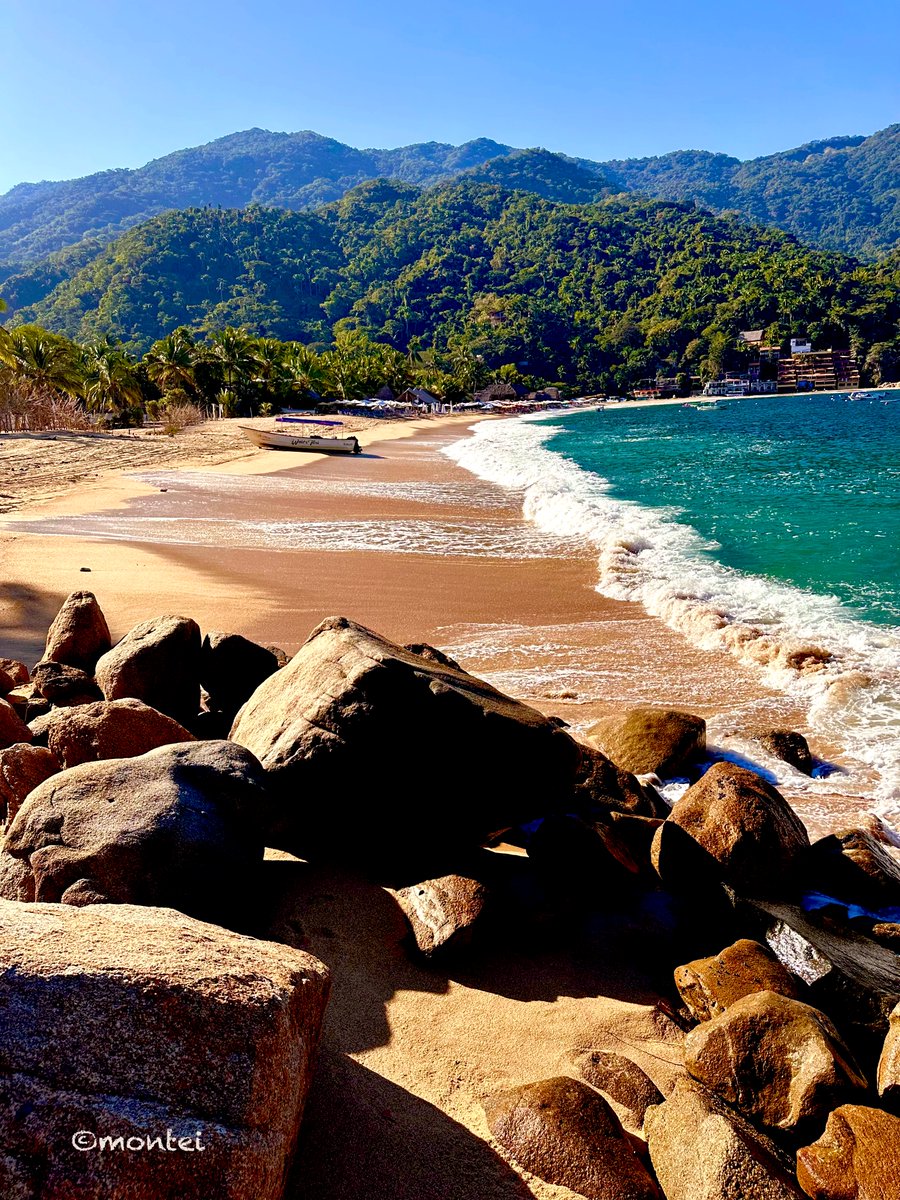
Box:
0;899;329;1200
797;1104;900;1199
0;699;32;751
30;660;103;707
871;922;900;949
588;707;706;776
0;667;14;696
229;616;581;869
41;697;195;769
666;762;809;894
0;659;29;686
684;990;867;1133
0;741;267;923
575;743;669;818
6;687;50;725
645;1077;805;1200
0;744;60;823
265;644;290;668
42;590;111;673
391;873;488;956
482;1076;661;1200
876;1000;900;1102
200;630;280;722
574;1051;664;1134
95;614;201;725
807;828;900;909
675;938;804;1022
756;730;814;776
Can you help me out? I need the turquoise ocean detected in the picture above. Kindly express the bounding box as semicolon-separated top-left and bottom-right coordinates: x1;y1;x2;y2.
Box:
445;394;900;813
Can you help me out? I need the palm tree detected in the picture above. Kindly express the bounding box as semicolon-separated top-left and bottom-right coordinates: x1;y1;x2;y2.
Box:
206;327;256;392
144;329;197;397
81;340;143;419
0;326;84;396
282;342;330;400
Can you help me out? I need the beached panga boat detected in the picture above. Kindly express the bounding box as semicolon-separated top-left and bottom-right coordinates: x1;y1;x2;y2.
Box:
240;416;361;454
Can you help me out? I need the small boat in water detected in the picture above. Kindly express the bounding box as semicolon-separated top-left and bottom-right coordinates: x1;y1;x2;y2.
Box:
848;391;882;402
240;416;361;454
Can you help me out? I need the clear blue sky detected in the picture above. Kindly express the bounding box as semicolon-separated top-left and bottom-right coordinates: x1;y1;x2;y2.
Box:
3;0;899;194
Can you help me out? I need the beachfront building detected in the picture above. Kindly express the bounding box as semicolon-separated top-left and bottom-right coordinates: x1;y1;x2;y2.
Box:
395;387;440;412
777;348;860;392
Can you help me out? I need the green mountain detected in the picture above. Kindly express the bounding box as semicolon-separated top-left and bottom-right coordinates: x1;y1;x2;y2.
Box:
603;125;900;259
0;130;512;269
9;178;899;395
3;122;900;277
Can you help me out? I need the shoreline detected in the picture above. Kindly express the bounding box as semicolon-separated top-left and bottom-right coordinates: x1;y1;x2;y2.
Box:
599;385;899;411
0;409;871;836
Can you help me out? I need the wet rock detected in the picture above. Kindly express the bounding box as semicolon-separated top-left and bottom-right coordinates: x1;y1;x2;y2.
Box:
796;1104;900;1199
0;745;60;823
665;762;809;894
482;1076;661;1200
199;630;279;723
0;741;267;924
40;698;195;769
0;659;29;687
42;590;111;673
876;1000;900;1103
30;661;103;707
95;615;201;725
230;616;581;870
675;938;804;1022
733;895;900;1043
871;922;900;949
0;899;329;1200
645;1077;805;1199
806;828;900;909
391;873;488;956
755;730;814;776
574;1051;664;1135
587;706;706;777
0;699;32;751
684;990;867;1134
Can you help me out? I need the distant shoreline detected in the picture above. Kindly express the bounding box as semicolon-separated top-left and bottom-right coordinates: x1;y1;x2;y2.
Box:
596;385;899;411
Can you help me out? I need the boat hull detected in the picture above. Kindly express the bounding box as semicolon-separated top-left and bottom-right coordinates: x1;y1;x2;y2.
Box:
240;427;361;454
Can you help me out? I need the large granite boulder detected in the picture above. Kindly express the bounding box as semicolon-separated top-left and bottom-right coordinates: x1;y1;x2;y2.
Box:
95;615;201;726
574;1051;664;1136
574;744;669;818
755;730;813;776
645;1077;805;1200
0;899;329;1200
733;895;900;1042
40;697;195;769
684;990;867;1134
797;1104;900;1199
390;873;488;957
42;590;111;673
665;762;809;894
0;741;267;923
30;660;103;707
229;617;582;869
0;744;59;823
0;699;31;751
482;1076;661;1200
675;938;804;1022
876;1000;900;1102
587;706;706;776
200;630;279;723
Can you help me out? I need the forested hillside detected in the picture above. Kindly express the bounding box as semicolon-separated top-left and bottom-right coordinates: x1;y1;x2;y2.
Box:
7;178;900;394
3;123;900;275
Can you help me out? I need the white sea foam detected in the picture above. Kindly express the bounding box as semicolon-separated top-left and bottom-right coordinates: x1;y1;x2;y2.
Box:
444;415;900;812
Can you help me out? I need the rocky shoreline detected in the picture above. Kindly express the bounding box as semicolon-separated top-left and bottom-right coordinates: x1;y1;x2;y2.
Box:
1;591;899;1198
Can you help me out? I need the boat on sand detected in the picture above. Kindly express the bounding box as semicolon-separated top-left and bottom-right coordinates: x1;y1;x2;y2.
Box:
240;416;361;454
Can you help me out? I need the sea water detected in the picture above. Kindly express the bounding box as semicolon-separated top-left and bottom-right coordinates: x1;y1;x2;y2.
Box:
444;394;900;813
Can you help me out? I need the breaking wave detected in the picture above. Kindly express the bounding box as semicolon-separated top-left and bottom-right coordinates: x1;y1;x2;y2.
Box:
444;415;900;811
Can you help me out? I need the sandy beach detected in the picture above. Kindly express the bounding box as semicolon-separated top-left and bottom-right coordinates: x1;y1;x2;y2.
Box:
0;407;884;1199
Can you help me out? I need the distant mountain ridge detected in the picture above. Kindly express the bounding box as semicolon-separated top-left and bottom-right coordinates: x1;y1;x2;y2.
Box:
2;122;900;273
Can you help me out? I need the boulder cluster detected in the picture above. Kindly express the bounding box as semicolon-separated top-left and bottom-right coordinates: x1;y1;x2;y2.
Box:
1;592;900;1198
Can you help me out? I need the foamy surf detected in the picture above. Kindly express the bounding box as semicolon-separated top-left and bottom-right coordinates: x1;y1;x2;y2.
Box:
444;414;900;814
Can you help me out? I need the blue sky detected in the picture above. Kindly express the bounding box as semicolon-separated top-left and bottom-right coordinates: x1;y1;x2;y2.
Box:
3;0;899;194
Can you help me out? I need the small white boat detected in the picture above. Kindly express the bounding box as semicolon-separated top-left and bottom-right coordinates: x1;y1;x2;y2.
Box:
240;416;361;454
848;391;881;402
